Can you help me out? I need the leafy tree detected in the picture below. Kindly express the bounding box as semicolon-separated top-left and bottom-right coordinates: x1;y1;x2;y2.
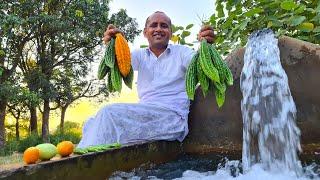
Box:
109;9;141;42
0;0;37;148
210;0;320;55
7;87;40;140
1;0;141;145
53;69;102;133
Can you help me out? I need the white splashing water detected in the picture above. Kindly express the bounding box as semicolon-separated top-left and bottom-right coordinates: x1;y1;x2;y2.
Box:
240;29;302;175
114;160;318;180
175;161;316;180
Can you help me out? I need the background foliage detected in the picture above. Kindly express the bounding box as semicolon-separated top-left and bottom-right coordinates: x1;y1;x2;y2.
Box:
209;0;320;55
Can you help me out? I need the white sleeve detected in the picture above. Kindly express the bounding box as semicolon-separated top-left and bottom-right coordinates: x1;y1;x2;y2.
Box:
131;49;140;71
181;46;196;70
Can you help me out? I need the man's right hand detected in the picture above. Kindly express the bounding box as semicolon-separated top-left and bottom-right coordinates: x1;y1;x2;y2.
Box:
103;24;123;44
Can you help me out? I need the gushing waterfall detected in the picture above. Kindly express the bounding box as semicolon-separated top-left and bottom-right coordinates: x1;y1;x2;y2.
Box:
240;29;302;175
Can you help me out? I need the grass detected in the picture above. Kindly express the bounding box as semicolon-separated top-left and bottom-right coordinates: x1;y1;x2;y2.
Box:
0;152;23;170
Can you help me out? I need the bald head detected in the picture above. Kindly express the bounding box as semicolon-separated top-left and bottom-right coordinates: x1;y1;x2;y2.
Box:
143;11;173;53
145;11;172;28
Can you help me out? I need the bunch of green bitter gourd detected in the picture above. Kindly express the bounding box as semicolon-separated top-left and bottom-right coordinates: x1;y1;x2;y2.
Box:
185;39;233;108
97;36;134;93
74;143;121;155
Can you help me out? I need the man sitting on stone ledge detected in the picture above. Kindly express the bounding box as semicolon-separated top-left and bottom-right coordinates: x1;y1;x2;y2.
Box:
77;11;215;148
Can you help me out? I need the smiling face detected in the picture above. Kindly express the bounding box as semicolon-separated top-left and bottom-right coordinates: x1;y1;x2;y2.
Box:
143;12;172;50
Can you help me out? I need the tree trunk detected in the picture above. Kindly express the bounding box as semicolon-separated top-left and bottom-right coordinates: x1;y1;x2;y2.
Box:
29;106;38;135
15;118;19;141
0;100;7;148
60;106;68;134
42;99;50;142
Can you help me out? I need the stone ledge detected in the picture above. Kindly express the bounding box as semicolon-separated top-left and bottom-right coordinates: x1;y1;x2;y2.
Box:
0;141;182;180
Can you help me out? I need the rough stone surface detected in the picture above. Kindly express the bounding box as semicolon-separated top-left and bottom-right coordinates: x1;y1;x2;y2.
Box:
184;36;320;153
0;141;182;180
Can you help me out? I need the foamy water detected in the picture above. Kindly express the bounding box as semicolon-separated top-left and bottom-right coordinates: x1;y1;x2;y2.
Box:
176;161;318;180
110;159;319;180
240;29;302;175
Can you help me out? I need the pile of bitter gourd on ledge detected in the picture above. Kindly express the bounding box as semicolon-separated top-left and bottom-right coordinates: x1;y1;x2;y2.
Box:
186;40;233;108
74;143;121;155
98;33;133;92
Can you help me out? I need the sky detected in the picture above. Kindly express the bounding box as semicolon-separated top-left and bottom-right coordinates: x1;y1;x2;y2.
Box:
109;0;216;49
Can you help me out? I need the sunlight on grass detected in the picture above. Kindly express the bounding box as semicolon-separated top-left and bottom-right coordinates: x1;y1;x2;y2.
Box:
0;152;23;166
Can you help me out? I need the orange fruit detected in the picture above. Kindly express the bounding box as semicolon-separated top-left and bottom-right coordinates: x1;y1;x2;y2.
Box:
23;147;40;164
57;141;74;157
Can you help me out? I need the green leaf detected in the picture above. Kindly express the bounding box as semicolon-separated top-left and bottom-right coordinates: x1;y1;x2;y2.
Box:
180;38;186;45
280;1;297;11
171;24;178;33
234;4;243;14
209;15;216;26
294;5;306;14
243;8;264;17
177;26;184;30
305;8;315;13
215;36;224;44
267;16;278;21
316;3;320;13
171;24;183;33
311;15;320;22
0;67;3;76
217;2;224;18
278;13;290;19
186;24;194;30
239;19;250;30
264;1;280;9
221;17;233;29
288;16;306;26
269;19;283;27
181;31;191;38
313;26;320;33
0;50;5;56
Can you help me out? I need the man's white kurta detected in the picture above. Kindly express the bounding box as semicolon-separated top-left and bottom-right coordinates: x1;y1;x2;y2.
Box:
77;44;195;148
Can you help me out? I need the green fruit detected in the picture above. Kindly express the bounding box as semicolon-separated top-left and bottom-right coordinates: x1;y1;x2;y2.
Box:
123;66;134;89
186;54;198;100
36;143;57;160
111;63;122;92
199;40;220;83
197;56;210;97
104;38;116;68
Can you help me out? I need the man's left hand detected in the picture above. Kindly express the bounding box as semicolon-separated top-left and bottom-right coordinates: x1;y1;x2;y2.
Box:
198;25;215;44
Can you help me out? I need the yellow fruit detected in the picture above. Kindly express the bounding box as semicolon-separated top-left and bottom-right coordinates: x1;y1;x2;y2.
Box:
114;33;131;77
57;141;74;157
298;22;314;32
23;147;40;164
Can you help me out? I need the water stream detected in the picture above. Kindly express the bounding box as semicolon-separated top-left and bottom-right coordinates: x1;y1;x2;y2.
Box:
240;28;302;175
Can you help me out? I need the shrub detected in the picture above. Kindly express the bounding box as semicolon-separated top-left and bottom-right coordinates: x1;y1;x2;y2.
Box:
17;133;43;152
0;140;19;156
